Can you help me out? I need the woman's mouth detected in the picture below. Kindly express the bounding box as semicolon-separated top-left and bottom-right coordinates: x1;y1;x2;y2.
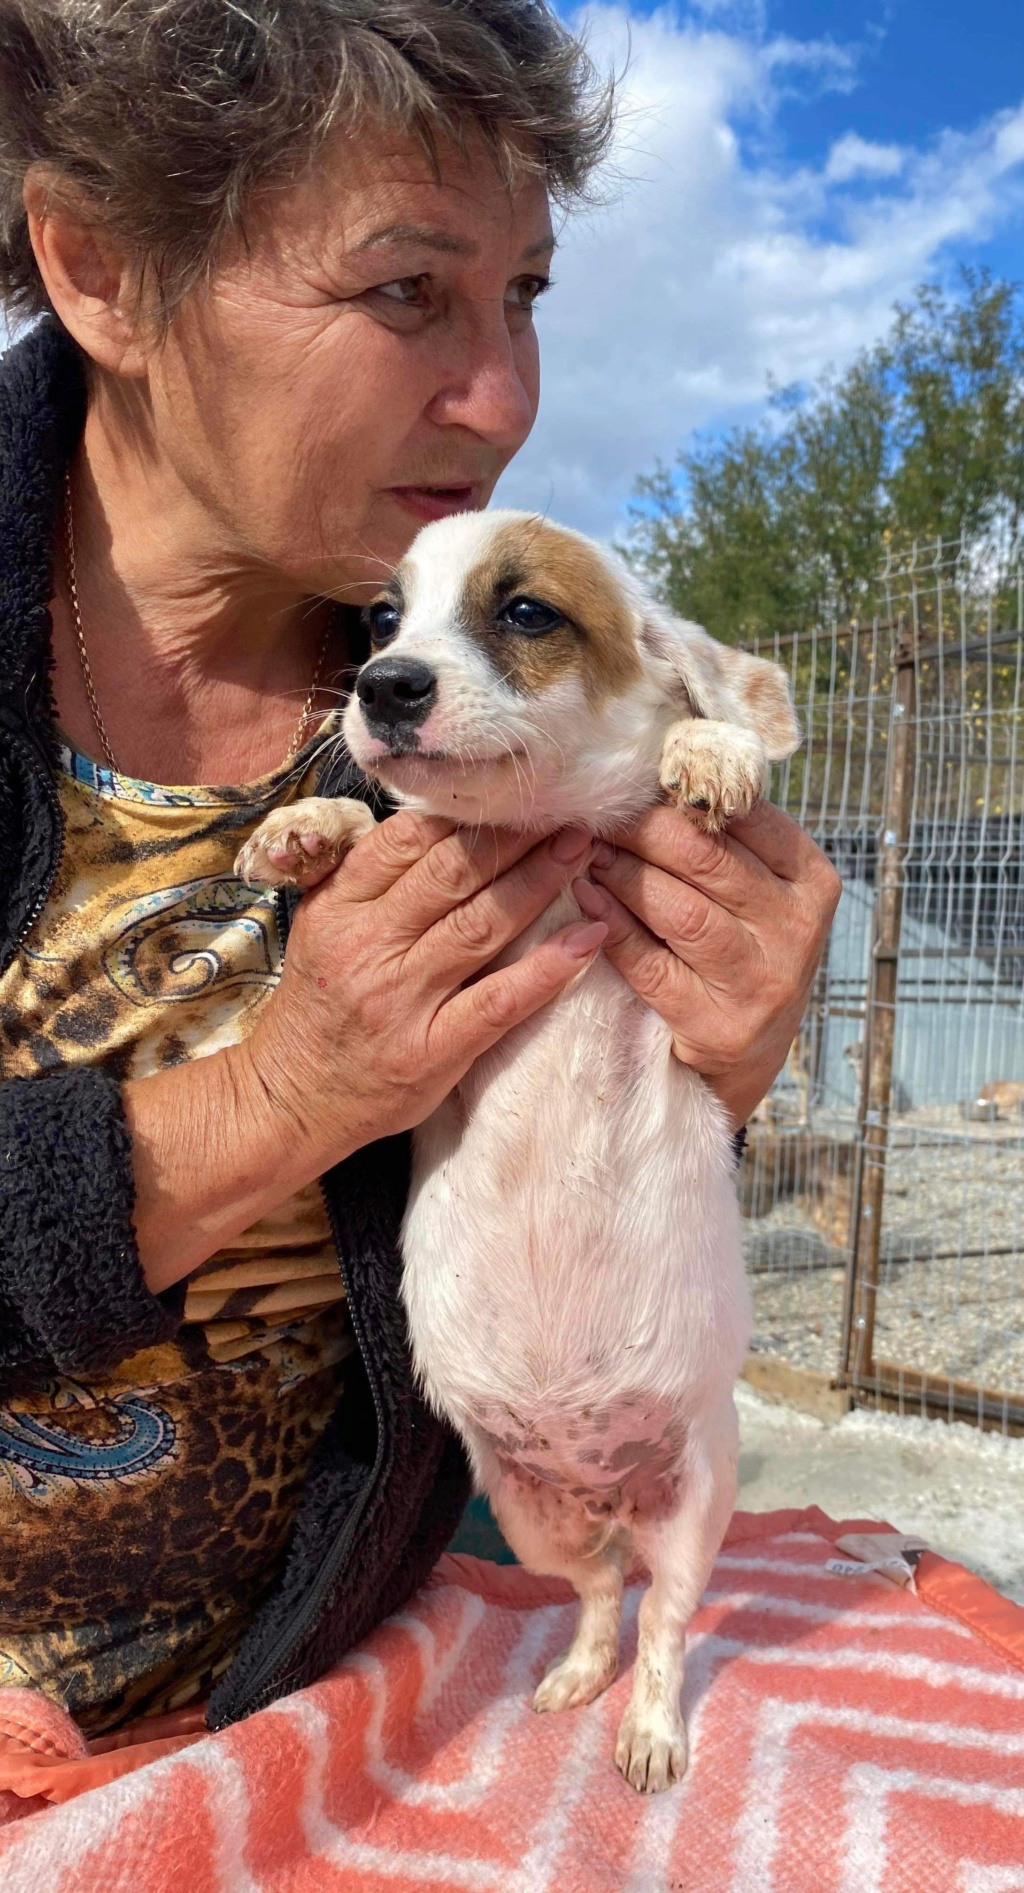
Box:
388;485;478;523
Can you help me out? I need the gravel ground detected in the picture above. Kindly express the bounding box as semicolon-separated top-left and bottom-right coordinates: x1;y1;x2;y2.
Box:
744;1109;1024;1395
736;1379;1024;1605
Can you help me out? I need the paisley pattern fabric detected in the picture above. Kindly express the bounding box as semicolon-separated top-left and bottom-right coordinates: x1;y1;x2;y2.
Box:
0;718;356;1731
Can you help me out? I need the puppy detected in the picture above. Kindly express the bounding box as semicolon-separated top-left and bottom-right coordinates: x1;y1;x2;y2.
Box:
238;511;800;1791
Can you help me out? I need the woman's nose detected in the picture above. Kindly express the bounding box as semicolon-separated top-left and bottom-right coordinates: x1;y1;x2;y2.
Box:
425;307;537;451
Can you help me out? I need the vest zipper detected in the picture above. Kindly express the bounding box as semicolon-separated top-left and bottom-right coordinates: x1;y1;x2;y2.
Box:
212;1175;390;1724
0;721;66;976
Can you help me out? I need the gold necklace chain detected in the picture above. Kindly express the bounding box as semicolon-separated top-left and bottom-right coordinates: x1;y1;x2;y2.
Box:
63;471;330;776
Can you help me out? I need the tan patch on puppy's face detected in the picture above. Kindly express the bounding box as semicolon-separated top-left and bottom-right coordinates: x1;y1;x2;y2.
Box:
459;519;642;706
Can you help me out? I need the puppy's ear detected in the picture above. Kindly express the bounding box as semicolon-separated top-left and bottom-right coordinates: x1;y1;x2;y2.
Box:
714;645;802;762
640;605;801;763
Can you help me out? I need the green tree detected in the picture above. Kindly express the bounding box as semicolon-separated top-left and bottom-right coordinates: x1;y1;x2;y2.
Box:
886;278;1024;545
624;271;1024;645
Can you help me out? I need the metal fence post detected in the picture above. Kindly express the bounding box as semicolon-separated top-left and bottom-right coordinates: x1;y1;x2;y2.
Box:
840;618;917;1385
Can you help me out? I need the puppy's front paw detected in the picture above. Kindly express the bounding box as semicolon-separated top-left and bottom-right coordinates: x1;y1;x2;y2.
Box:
615;1705;688;1794
659;720;767;833
235;797;376;888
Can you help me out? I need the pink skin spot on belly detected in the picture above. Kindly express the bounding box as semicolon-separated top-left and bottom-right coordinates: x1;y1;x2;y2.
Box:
481;1397;684;1528
317;977;328;990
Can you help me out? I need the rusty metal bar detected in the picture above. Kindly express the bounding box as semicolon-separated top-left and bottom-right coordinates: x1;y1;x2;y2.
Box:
851;1360;1024;1436
743;620;1023;658
840;620;917;1383
803;926;831;1120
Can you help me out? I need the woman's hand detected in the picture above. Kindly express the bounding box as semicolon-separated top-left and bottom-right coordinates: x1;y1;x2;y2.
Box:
240;809;604;1169
128;811;603;1294
572;801;841;1129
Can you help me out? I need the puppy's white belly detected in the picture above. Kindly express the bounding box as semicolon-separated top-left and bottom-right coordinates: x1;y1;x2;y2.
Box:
402;909;750;1514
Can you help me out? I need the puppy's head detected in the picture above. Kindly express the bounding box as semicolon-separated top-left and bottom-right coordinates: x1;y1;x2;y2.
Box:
342;510;800;831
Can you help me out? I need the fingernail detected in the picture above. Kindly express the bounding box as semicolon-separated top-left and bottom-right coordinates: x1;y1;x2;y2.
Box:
562;920;608;959
573;878;609;920
590;841;614;870
550;826;592;864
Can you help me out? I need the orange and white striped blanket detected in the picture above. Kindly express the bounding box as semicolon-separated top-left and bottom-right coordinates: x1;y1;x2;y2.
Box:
1;1506;1022;1892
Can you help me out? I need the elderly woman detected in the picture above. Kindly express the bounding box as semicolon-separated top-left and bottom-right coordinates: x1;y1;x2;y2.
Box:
0;0;839;1736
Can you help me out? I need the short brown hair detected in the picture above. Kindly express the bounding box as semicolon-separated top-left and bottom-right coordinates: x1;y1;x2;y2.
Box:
0;0;613;322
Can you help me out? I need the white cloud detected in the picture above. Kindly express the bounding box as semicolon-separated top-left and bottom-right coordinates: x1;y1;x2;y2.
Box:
495;5;1024;539
824;132;907;183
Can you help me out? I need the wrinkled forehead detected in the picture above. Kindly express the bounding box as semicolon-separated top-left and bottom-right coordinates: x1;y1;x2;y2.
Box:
389;513;642;699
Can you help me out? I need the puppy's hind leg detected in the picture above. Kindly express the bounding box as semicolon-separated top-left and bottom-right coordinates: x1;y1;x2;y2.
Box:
533;1545;626;1716
485;1467;626;1715
617;1396;739;1793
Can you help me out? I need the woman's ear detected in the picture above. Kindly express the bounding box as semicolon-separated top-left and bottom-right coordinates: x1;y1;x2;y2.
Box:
640;603;801;762
23;165;152;377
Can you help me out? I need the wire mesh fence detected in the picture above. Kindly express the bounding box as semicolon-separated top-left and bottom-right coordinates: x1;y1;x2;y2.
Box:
741;534;1024;1434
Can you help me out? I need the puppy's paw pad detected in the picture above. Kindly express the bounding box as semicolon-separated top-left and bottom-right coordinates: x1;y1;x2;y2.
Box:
658;725;766;832
235;829;325;888
533;1650;617;1715
235;800;375;888
615;1712;688;1794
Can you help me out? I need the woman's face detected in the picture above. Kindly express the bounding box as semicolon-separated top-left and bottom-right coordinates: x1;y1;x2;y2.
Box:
142;126;554;604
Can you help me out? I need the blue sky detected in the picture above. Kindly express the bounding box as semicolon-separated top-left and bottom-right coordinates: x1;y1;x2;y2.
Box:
770;0;1019;172
496;0;1024;537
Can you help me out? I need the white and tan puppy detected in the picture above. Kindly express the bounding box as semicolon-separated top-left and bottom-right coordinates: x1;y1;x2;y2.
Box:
238;511;799;1792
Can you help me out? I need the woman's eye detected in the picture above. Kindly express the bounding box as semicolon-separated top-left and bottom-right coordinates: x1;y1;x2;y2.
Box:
505;275;551;316
498;596;564;636
372;276;431;307
368;600;401;645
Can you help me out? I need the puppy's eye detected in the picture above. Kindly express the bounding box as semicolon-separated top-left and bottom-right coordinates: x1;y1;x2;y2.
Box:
368;599;401;646
498;596;564;637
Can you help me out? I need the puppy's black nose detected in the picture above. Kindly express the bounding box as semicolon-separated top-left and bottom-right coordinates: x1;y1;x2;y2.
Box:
356;657;437;728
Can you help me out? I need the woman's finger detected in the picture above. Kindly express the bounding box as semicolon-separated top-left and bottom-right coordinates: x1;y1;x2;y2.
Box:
411;827;594;988
382;822;579;940
727;799;836;888
602;805;780;923
588;847;750;986
437;920;607;1066
329;808;458;903
573;877;703;1017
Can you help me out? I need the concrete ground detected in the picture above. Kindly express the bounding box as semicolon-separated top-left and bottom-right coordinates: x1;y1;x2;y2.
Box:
736;1379;1024;1604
